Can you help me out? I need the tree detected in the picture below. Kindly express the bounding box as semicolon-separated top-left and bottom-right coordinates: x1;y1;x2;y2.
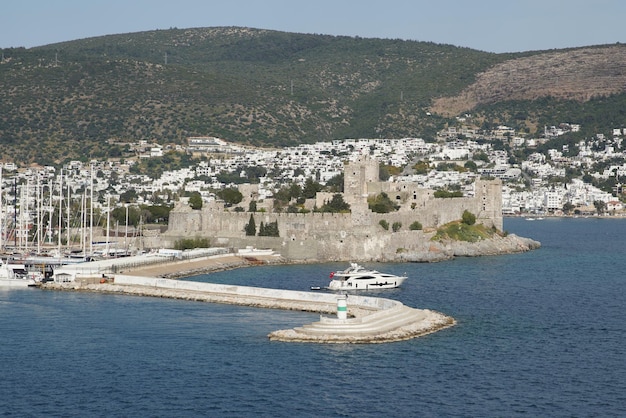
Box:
288;183;302;200
464;160;477;171
473;151;490;162
258;220;279;237
593;200;606;215
140;204;171;224
368;192;398;213
242;165;267;183
272;186;292;211
392;221;402;232
217;188;243;207
248;200;257;212
562;202;575;215
379;220;389;230
110;205;141;227
325;173;344;192
302;178;323;198
462;210;476;225
320;194;351;213
120;188;138;203
189;191;203;210
379;165;390;181
245;214;256;236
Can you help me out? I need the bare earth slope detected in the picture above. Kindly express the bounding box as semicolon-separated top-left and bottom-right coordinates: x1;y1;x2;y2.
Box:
431;45;626;116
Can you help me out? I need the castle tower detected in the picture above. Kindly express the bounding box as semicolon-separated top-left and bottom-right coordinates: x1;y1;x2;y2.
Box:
343;155;379;204
475;179;503;230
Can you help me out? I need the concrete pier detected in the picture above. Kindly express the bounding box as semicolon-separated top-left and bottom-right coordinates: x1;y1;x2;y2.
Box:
42;275;455;344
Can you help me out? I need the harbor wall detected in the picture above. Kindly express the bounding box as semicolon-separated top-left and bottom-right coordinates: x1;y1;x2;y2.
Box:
113;275;400;311
45;276;455;343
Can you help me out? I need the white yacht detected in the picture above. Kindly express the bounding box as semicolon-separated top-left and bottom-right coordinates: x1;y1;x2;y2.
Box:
327;263;407;290
0;259;37;287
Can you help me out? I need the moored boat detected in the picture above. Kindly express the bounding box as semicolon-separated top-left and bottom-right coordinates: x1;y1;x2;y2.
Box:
0;259;37;287
328;263;407;290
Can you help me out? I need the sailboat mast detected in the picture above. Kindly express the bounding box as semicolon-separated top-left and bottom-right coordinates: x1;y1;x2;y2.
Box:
106;195;110;257
24;179;29;253
81;190;86;255
47;179;53;245
57;169;62;256
66;181;70;251
0;166;3;252
37;177;41;254
13;178;17;248
90;164;93;256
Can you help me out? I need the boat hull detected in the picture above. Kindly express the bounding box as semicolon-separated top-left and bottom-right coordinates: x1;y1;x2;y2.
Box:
0;278;37;288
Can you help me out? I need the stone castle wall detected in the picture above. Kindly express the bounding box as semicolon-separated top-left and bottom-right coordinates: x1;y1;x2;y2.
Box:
163;157;503;261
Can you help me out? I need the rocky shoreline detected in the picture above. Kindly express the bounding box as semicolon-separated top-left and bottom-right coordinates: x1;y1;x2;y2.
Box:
397;233;541;262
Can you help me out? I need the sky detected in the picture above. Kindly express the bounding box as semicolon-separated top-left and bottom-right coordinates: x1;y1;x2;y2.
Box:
2;0;625;53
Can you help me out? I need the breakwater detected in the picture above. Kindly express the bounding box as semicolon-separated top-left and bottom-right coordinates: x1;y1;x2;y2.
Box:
42;275;455;344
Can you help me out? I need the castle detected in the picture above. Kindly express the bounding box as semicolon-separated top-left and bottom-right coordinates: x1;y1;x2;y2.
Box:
163;156;503;262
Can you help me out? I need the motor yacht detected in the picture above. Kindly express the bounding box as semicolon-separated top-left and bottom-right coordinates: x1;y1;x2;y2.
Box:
327;263;407;290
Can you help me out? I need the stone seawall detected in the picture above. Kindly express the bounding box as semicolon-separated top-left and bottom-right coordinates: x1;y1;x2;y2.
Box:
42;275;455;344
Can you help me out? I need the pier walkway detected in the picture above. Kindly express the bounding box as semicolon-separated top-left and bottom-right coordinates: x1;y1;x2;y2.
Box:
43;274;455;344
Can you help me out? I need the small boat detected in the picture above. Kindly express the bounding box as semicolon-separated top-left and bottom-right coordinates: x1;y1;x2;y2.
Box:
237;246;275;256
328;263;407;290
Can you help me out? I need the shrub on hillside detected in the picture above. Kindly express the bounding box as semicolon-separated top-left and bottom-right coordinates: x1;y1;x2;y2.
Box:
409;221;422;230
462;210;476;225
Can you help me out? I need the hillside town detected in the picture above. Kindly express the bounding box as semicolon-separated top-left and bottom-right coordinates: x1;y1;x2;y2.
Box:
1;119;625;250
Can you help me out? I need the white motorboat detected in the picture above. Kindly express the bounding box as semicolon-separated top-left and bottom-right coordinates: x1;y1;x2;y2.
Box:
327;263;407;290
0;259;37;287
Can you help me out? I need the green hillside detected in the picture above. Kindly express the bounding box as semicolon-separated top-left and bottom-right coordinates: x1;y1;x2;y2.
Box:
1;27;624;165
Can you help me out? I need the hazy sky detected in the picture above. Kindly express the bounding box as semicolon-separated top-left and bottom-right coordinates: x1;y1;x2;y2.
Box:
2;0;625;53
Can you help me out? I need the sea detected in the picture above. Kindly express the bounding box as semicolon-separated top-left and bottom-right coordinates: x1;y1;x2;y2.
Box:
1;217;625;417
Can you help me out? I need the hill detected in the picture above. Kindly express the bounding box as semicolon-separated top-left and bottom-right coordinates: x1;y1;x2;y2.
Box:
1;27;625;165
431;45;626;117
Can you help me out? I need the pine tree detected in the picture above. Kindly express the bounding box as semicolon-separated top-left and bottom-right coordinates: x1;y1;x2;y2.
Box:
244;214;256;236
259;222;265;236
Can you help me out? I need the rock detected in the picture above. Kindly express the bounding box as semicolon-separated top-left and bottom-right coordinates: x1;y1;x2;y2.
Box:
393;233;540;262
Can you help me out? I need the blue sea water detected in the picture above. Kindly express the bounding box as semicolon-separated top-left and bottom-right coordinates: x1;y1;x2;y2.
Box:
1;217;626;417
